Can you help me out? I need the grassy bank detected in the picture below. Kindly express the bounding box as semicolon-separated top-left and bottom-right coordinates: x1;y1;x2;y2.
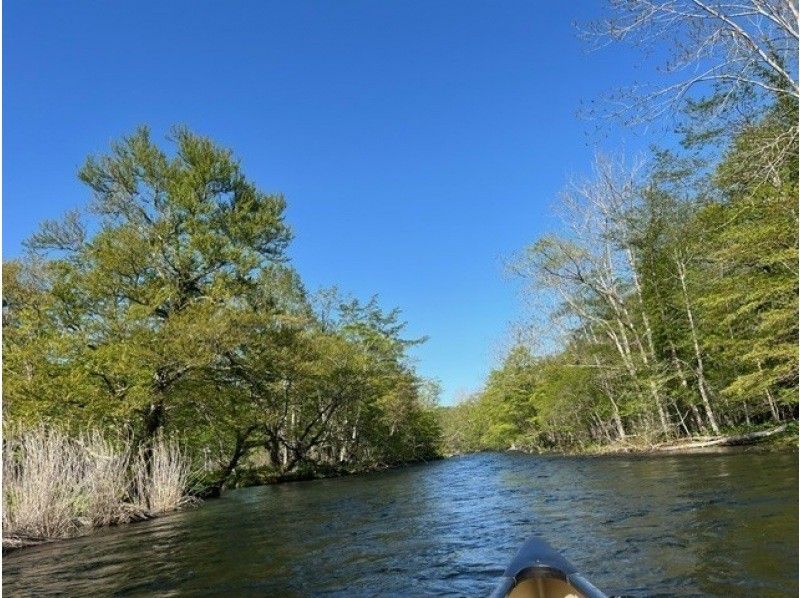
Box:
2;427;196;552
223;455;444;490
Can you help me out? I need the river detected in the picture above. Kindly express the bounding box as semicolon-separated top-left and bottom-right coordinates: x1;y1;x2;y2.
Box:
3;450;797;596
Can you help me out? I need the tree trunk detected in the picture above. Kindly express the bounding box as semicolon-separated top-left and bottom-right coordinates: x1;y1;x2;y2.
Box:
139;399;166;476
676;256;721;434
765;389;781;422
756;361;782;422
586;328;627;440
671;400;691;436
666;338;709;435
214;427;255;493
689;403;707;435
649;381;671;437
593;411;613;442
266;433;281;469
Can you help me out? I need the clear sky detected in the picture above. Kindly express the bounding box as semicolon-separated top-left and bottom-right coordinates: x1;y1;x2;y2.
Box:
3;1;658;404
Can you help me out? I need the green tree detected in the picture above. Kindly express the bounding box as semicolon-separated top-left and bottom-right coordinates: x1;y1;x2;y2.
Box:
9;126;291;442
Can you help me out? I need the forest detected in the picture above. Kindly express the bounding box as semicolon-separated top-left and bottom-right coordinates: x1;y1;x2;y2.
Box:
2;127;441;543
441;0;799;453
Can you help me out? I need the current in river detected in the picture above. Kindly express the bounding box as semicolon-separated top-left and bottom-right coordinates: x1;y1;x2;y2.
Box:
3;450;797;596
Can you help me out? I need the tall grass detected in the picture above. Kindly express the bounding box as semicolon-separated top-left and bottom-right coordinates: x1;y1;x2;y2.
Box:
2;426;197;547
132;435;195;513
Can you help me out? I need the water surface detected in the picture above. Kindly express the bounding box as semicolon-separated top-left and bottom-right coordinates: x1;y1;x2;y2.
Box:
3;450;797;596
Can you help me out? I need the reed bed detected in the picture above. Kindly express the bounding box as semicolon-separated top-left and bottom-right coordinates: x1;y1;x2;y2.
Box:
2;426;197;549
132;436;196;513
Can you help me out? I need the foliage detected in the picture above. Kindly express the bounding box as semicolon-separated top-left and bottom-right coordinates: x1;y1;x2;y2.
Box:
443;97;798;453
3;128;441;495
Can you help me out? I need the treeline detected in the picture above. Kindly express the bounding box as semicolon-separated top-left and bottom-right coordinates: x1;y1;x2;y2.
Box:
3;127;440;495
442;0;798;453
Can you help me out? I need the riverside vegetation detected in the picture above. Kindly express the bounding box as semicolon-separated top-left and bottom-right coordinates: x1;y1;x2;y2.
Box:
3;0;799;549
440;1;799;454
2;427;194;549
3;128;440;547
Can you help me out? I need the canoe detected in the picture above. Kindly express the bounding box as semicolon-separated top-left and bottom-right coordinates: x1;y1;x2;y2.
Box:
490;537;607;598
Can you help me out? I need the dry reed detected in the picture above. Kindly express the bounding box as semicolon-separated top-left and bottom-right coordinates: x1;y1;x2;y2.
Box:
2;425;197;548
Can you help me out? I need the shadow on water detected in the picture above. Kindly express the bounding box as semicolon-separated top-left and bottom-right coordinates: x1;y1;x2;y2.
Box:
3;450;797;597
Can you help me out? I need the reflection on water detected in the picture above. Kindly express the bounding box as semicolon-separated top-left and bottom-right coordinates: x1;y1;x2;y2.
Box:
3;450;797;596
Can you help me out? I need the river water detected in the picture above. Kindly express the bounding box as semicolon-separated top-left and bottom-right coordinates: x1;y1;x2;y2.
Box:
3;450;797;596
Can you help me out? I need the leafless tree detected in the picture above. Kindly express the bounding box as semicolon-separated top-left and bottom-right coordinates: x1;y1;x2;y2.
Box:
584;0;798;171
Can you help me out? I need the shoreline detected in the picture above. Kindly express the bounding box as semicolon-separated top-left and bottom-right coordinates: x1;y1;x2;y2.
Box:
2;510;160;555
578;424;796;456
2;456;443;555
5;429;794;555
443;423;798;459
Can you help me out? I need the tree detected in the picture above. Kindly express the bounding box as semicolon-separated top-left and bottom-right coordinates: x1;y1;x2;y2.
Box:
693;104;799;421
13;126;291;443
511;155;677;438
586;0;798;176
477;346;540;449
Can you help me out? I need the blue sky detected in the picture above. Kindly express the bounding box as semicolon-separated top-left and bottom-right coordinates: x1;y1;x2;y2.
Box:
4;1;659;404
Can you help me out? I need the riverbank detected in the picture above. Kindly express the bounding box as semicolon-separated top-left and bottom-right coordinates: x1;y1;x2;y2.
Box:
223;455;445;491
6;423;793;553
1;428;196;555
582;423;796;455
2;513;157;553
3;455;443;554
442;423;798;459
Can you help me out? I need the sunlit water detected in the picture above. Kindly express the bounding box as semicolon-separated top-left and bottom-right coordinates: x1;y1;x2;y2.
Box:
3;450;797;596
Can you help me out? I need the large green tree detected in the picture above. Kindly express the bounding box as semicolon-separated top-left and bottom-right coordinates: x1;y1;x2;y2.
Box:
6;126;290;436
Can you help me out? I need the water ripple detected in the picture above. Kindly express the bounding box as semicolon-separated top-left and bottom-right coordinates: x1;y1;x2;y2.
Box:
3;451;797;597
